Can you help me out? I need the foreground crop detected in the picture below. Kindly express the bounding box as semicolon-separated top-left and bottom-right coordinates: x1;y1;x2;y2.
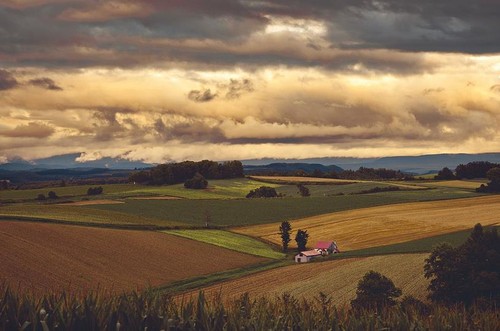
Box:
0;286;498;331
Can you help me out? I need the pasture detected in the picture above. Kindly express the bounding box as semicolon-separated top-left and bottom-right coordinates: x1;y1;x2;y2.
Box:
164;230;285;259
0;221;267;293
233;195;500;250
179;254;428;306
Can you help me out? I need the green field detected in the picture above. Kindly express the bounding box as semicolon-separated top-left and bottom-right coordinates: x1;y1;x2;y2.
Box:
90;187;479;227
0;179;285;201
164;229;285;259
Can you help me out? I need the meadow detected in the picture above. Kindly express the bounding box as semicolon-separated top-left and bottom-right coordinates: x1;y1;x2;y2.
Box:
164;229;285;259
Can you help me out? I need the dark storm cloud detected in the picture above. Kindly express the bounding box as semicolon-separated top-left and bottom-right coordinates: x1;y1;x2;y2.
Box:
0;69;19;90
29;77;63;90
187;89;217;102
154;117;226;143
1;0;498;71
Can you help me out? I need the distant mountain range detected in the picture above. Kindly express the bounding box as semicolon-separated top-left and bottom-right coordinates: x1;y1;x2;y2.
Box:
242;153;500;174
0;153;152;171
1;152;499;178
244;163;343;175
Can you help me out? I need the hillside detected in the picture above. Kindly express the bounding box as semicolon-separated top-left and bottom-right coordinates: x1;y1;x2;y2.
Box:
0;221;267;293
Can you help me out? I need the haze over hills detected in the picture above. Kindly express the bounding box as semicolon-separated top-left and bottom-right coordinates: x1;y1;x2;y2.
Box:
1;152;499;176
243;153;500;174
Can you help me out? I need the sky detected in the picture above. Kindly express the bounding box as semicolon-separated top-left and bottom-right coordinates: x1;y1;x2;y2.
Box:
1;0;500;163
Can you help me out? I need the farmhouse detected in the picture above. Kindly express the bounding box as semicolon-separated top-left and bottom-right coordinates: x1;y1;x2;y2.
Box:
315;241;340;255
294;250;322;263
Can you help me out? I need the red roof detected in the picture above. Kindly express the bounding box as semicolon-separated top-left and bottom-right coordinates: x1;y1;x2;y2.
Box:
315;241;334;249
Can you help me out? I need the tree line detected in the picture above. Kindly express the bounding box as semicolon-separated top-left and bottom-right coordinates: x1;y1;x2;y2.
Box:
129;160;243;185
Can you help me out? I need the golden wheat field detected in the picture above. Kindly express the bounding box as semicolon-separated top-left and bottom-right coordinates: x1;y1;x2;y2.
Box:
421;180;487;189
233;195;500;251
179;254;428;306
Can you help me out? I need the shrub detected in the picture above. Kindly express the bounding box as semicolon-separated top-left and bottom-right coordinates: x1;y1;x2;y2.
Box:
246;186;278;198
87;186;104;195
36;193;46;201
47;191;58;199
184;173;208;189
351;271;402;311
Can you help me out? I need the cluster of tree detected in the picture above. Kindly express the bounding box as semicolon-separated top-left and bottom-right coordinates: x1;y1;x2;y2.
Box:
476;167;500;193
351;223;499;311
455;161;500;179
296;184;310;197
355;186;400;194
279;221;309;252
36;191;58;200
184;173;208;189
246;186;278;198
87;186;103;195
129;160;243;185
434;167;456;180
424;223;499;305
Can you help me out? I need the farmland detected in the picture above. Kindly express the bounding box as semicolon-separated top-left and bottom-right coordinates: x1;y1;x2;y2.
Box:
233;195;500;250
0;221;267;293
179;254;428;306
164;230;285;259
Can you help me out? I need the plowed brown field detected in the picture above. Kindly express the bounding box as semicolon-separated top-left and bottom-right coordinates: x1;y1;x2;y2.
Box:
180;254;428;306
0;221;266;293
233;195;500;250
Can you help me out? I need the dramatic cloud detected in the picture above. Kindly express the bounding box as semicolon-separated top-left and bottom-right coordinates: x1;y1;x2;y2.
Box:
188;89;217;103
0;1;499;162
0;69;18;90
28;77;63;90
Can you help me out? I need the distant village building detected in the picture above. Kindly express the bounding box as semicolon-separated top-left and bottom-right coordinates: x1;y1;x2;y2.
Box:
294;250;322;263
315;241;340;255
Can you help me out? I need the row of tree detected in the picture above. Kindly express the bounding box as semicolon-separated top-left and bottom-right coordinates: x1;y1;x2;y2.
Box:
129;160;243;185
279;221;309;252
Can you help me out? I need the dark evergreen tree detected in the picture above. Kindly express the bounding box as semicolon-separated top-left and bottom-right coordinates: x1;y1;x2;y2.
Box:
279;221;292;252
434;167;455;180
295;229;309;251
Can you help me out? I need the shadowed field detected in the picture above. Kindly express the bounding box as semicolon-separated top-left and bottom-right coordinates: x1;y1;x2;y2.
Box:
179;254;428;306
233;195;500;250
0;221;267;293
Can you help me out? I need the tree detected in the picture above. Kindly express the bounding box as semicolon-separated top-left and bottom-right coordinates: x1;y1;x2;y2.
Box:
36;193;46;201
87;186;103;195
477;167;500;192
279;221;292;252
351;271;402;310
295;229;309;251
297;184;310;197
434;167;455;180
47;191;58;199
184;173;208;189
424;223;500;305
246;186;278;198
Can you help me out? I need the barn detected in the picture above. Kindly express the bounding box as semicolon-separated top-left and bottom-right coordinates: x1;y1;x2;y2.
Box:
315;241;340;255
294;250;322;263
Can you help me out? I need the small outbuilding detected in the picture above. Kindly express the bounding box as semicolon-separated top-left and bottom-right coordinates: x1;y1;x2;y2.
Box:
294;250;322;263
315;241;340;255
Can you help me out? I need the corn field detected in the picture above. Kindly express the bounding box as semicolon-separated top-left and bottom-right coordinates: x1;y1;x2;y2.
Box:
0;285;498;331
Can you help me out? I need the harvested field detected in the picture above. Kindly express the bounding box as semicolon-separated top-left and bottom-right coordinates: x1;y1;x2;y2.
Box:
420;180;486;189
180;254;428;306
233;195;500;251
250;176;358;184
0;221;267;293
59;199;124;206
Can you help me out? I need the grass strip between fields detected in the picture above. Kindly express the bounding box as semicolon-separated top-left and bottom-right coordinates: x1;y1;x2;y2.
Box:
163;229;285;259
157;259;291;295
